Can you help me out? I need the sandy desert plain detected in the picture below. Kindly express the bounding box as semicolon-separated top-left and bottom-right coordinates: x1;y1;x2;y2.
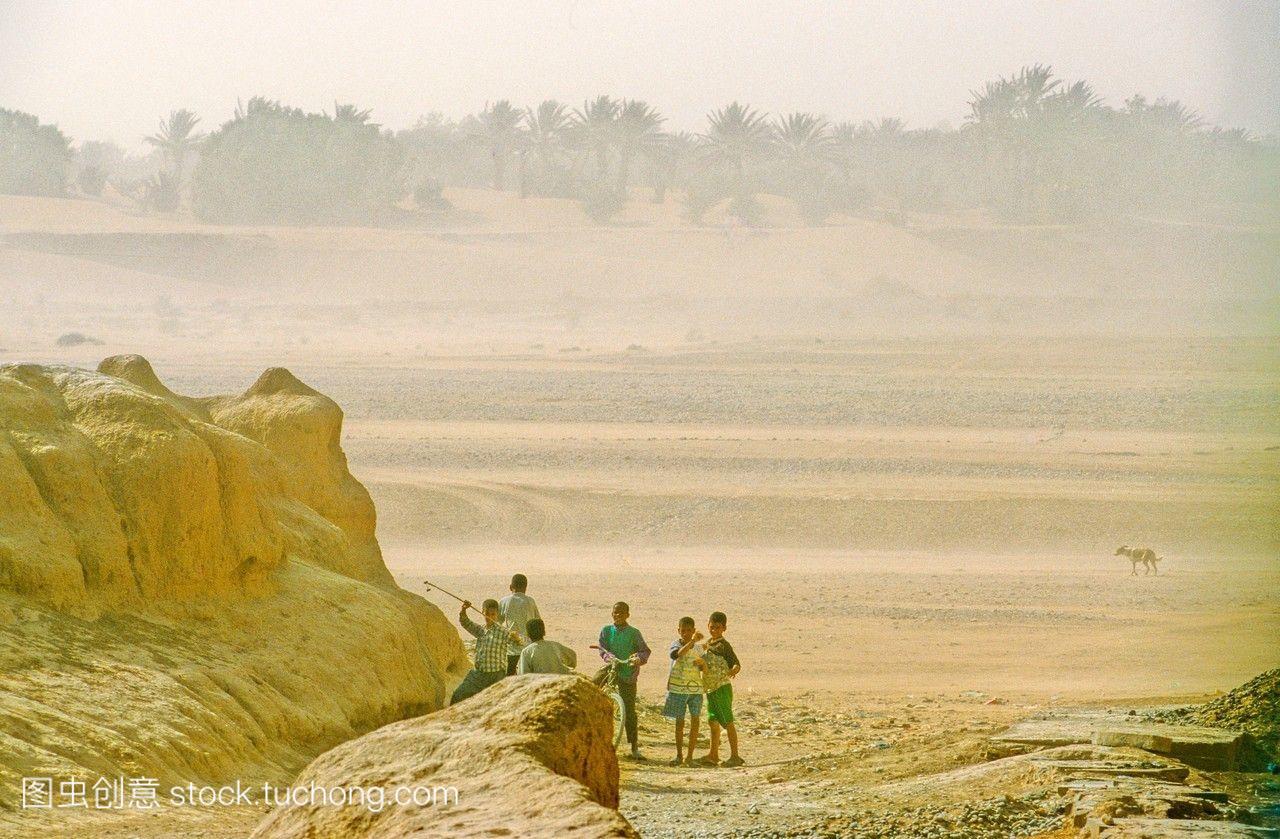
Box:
1;189;1277;836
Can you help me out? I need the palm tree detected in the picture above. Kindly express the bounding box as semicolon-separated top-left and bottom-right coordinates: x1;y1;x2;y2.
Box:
570;95;621;182
476;100;524;190
702;102;771;201
333;102;374;125
644;131;697;202
828;119;909;211
772;113;837;223
523;100;571;197
1123;95;1203;136
613;100;665;194
871;117;906;137
830;120;863;168
967;64;1060;125
145;109;204;184
233;96;284;120
966;65;1108;221
1116;95;1207;213
773;112;834;166
1049;82;1102;120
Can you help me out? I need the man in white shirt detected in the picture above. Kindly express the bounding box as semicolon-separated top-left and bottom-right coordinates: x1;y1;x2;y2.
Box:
499;573;541;675
517;619;577;675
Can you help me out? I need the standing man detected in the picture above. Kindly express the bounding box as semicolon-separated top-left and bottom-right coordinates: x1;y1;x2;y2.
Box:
598;601;651;759
499;574;541;676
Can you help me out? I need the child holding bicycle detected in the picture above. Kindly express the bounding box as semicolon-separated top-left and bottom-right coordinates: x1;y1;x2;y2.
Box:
597;601;651;759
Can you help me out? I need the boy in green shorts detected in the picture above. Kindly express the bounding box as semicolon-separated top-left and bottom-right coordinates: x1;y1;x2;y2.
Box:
697;610;743;767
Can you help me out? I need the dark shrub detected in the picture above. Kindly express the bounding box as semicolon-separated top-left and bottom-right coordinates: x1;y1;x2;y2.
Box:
413;177;452;211
192;98;404;224
580;183;625;223
147;172;181;212
55;332;103;347
77;165;107;197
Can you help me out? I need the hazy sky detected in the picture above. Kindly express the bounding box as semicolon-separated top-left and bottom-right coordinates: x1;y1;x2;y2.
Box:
2;0;1276;150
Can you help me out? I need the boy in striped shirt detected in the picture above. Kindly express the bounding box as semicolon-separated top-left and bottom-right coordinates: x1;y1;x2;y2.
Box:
663;616;707;765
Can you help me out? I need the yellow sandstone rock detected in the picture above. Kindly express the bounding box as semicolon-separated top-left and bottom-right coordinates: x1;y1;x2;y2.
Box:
251;675;639;839
0;356;468;811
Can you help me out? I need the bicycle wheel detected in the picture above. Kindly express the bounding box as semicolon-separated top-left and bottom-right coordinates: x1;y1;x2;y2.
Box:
608;691;625;747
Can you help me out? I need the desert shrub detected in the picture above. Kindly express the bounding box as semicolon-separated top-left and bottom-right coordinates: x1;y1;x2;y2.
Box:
794;188;835;226
579;183;625;223
784;166;843;226
55;332;103;347
413;177;452;211
0;108;72;196
727;193;764;227
146;172;181;212
396;113;490;190
76;141;124;196
681;170;729;224
192;97;404;224
77;166;107;196
78;140;125;174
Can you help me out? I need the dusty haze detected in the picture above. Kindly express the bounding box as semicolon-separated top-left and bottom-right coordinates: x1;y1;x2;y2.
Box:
3;0;1279;149
1;5;1278;837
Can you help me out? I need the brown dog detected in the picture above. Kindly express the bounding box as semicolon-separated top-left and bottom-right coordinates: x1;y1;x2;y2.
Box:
1115;546;1160;575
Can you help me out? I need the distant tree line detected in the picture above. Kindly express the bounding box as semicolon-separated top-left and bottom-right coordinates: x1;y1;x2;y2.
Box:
1;65;1275;226
0;108;73;197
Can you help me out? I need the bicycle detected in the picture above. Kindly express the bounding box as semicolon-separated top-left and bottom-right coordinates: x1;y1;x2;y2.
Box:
589;645;633;748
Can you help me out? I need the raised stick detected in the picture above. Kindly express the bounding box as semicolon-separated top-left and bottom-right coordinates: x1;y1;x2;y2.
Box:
421;579;482;616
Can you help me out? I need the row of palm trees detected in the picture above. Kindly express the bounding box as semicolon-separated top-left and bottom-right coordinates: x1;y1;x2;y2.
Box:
6;64;1269;224
470;95;859;202
443;70;1266;224
474;96;670;195
455;95;969;225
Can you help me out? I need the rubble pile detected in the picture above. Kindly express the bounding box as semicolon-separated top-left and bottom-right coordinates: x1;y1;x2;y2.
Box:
1181;669;1279;760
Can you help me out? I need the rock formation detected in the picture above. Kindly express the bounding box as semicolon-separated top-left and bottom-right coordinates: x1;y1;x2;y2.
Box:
1170;669;1279;761
0;357;469;812
251;675;639;839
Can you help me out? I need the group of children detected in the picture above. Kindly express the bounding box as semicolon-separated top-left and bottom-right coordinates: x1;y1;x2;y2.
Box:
450;574;744;768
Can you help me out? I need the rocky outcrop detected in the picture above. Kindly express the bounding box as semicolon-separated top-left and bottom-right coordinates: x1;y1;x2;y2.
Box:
0;357;469;811
988;712;1251;771
252;675;639;839
1163;669;1280;762
985;695;1280;838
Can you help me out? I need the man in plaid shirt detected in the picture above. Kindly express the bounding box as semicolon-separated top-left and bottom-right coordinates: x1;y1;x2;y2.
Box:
451;598;518;704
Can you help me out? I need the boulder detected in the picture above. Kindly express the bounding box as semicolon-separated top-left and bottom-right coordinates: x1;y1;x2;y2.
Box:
0;358;469;813
251;675;639;839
